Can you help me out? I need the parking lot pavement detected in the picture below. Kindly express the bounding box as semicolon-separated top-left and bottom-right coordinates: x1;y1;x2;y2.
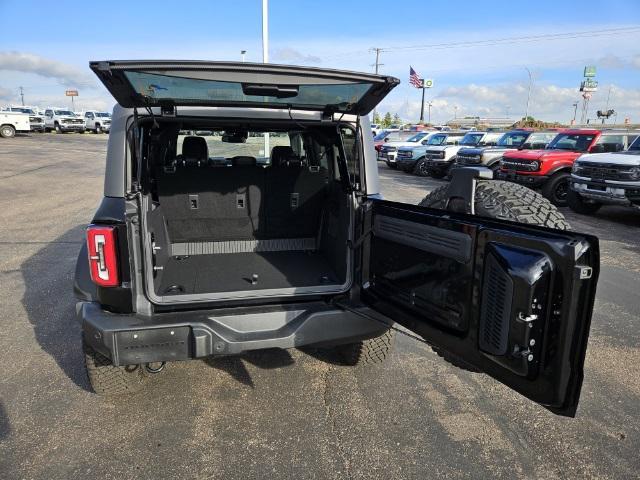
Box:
0;134;639;480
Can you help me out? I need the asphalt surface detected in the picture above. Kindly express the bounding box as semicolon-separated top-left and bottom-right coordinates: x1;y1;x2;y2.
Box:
0;133;639;480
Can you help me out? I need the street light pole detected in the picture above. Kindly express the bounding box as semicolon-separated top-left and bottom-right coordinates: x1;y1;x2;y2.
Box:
524;67;533;121
262;0;269;158
427;101;433;124
241;50;246;62
572;102;579;125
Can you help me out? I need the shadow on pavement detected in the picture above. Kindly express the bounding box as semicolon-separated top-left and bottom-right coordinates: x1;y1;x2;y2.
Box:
20;225;90;392
0;400;10;439
204;348;296;388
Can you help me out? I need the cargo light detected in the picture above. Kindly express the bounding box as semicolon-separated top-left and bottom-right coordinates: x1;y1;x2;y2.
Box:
87;225;119;287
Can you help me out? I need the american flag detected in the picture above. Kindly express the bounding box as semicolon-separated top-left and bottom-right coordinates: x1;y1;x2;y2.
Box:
409;66;423;88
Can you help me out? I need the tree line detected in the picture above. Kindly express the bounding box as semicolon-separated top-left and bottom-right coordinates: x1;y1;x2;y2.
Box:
372;112;402;127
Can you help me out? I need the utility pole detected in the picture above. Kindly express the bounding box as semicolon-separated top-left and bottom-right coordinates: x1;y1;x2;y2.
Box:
19;86;24;106
602;85;612;125
419;82;426;123
524;67;533;121
262;0;269;158
370;48;383;121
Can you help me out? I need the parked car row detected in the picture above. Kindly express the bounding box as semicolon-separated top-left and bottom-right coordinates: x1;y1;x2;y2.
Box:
0;106;111;137
380;127;640;210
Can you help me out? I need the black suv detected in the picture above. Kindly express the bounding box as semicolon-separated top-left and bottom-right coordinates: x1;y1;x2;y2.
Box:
75;61;599;418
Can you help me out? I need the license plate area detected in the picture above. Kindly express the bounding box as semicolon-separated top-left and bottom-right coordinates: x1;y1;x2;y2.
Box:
115;326;191;365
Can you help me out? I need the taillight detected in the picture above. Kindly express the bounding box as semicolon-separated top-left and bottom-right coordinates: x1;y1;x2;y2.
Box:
86;225;119;287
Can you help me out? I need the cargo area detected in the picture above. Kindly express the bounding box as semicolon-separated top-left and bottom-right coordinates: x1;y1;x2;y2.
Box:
140;122;355;302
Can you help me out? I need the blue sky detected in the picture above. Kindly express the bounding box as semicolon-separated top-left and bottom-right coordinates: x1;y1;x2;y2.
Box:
1;0;639;123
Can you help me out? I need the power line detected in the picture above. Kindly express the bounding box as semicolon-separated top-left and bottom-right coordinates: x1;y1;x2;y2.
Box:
321;26;640;60
380;26;640;52
371;47;383;120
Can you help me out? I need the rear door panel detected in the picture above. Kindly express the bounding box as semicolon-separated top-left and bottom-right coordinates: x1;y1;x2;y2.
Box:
362;200;599;417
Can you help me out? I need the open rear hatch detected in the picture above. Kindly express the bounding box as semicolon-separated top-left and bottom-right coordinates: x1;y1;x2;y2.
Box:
89;60;399;115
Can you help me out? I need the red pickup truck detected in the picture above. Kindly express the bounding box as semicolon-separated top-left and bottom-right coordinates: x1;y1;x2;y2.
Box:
498;129;631;206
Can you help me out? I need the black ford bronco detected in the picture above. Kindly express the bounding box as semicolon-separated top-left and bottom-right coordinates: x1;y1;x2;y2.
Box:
74;61;599;417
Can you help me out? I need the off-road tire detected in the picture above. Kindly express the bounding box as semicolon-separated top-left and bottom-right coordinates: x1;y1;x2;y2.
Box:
0;124;16;138
386;162;397;169
419;181;569;371
414;158;429;177
340;330;396;366
55;123;62;134
83;340;150;397
419;180;570;229
541;171;571;207
95;125;102;134
567;188;602;214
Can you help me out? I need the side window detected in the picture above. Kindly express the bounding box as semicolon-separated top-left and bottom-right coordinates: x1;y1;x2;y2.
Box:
339;126;360;184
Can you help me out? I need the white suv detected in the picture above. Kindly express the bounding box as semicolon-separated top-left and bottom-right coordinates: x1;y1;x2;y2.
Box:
569;133;640;213
44;108;86;133
84;110;112;133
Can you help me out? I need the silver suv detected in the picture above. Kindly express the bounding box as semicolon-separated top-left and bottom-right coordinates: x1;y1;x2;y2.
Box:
74;60;599;419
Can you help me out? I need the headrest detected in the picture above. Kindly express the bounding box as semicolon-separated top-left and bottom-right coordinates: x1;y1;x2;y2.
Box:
231;156;257;166
182;136;208;160
270;146;296;167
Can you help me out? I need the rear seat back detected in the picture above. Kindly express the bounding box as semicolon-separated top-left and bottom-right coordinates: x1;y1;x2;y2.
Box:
156;144;328;244
264;146;328;238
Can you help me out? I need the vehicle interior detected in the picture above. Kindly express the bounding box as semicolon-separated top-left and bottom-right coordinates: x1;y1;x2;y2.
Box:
134;117;357;302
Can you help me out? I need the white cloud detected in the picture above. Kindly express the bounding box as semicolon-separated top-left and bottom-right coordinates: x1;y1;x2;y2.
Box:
378;82;640;124
0;86;14;101
0;51;95;88
271;47;321;65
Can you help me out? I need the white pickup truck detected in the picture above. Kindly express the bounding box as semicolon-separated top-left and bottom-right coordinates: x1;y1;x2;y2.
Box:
0;111;31;138
83;110;112;133
44;107;86;133
4;106;45;132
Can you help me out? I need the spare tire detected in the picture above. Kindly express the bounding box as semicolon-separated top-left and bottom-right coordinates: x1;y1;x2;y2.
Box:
419;180;569;229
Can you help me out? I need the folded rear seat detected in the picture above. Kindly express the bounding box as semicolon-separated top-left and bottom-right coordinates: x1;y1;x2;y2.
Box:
156;141;327;250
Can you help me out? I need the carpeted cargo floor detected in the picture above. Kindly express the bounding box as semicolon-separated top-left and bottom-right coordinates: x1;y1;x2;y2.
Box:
157;251;342;295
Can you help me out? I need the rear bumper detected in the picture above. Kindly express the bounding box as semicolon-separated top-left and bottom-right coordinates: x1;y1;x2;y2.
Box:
78;301;388;366
496;170;548;187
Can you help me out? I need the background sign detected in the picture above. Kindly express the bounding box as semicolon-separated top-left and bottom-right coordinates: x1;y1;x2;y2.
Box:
423;79;434;88
65;90;78;97
583;65;597;78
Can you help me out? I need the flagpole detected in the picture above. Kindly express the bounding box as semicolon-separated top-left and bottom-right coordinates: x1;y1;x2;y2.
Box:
420;82;425;123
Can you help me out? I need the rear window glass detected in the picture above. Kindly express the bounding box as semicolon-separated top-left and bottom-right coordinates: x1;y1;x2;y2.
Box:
177;131;291;165
124;71;373;110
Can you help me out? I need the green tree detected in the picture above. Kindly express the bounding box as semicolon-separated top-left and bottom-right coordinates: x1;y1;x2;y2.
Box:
392;113;401;125
372;112;382;125
382;112;392;127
